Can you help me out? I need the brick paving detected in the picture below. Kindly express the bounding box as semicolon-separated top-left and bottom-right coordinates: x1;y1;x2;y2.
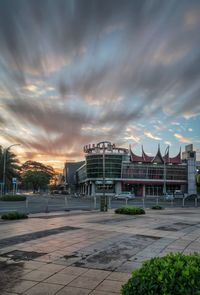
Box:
0;208;200;294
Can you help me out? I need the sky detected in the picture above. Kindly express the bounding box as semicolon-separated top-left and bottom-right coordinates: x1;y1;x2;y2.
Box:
0;0;200;171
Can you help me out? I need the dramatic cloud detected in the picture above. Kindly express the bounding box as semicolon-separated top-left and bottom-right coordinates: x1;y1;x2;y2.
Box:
0;0;200;168
174;133;191;144
144;132;162;141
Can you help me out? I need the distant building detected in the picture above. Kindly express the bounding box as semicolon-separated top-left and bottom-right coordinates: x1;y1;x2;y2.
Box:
64;161;85;193
76;141;197;196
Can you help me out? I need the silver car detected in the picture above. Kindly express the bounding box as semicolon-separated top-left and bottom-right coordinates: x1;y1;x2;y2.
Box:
114;192;135;200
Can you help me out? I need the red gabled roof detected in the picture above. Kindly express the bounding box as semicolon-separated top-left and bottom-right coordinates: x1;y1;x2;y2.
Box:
142;146;154;162
130;150;143;162
130;146;182;164
169;149;181;164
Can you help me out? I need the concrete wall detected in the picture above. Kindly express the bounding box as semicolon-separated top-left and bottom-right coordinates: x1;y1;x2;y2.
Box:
187;157;197;194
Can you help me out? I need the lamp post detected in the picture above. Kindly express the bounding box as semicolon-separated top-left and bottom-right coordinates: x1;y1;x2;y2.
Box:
97;141;109;212
3;144;20;195
163;146;169;195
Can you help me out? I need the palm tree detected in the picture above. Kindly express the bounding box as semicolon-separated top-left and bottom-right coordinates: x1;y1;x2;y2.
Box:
0;146;20;193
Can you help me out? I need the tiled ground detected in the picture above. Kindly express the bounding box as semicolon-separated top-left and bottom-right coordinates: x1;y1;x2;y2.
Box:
1;208;200;294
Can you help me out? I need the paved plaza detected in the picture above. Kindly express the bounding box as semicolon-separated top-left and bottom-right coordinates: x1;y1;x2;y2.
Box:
1;208;200;294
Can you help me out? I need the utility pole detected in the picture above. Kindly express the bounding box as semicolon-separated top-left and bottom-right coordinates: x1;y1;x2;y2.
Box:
99;142;108;212
163;146;169;195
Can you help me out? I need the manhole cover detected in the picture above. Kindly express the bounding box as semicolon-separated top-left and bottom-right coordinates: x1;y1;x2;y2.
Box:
156;222;193;232
1;250;47;261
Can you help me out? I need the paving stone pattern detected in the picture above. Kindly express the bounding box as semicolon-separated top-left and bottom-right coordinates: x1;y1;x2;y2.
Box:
71;234;158;271
1;250;47;261
0;226;80;249
0;208;200;294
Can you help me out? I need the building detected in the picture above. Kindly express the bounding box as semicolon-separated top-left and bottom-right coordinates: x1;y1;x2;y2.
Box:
76;141;197;196
64;161;85;193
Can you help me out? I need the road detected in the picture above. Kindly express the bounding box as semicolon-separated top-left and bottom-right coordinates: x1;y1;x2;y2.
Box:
0;194;198;214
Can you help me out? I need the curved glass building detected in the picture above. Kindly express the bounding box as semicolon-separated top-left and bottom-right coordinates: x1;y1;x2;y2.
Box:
76;142;196;196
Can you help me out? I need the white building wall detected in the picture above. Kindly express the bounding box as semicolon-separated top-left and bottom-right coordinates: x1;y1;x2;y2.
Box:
188;158;197;194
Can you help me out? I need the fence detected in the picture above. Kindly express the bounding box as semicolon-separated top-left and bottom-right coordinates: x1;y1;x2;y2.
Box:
0;194;200;215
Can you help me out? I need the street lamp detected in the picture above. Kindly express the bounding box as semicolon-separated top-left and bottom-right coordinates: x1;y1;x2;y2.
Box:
163;146;169;195
97;141;109;212
3;144;20;195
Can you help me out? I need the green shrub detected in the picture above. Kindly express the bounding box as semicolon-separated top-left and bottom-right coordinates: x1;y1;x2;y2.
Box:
1;212;28;220
0;194;26;201
121;253;200;295
151;205;163;210
115;206;145;215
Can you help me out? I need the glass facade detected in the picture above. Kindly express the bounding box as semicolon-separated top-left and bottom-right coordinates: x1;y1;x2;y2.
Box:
86;154;122;178
77;164;87;182
122;163;187;181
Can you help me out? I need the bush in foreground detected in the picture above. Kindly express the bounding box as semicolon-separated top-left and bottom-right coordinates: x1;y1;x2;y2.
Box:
0;194;26;201
115;206;145;215
121;253;200;295
151;205;163;210
1;212;28;220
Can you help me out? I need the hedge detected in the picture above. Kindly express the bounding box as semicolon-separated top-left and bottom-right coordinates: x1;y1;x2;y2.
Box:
1;212;28;220
121;252;200;295
0;194;26;201
115;206;145;215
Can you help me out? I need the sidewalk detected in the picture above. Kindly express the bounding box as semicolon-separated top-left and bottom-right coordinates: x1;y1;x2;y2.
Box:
1;208;200;294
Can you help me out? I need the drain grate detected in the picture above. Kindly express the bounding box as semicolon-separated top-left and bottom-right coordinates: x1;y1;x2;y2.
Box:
1;250;47;261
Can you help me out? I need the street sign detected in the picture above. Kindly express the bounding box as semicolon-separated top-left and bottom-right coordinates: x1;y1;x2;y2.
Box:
12;178;17;184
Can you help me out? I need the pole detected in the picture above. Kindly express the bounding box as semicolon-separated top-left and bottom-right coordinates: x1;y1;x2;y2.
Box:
65;196;68;210
102;143;106;211
26;197;29;214
3;148;6;195
163;160;166;195
94;196;96;209
163;146;168;195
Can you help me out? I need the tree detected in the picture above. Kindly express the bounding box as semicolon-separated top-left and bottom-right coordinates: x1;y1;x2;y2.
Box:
0;146;20;192
22;171;51;193
21;161;55;176
21;161;55;192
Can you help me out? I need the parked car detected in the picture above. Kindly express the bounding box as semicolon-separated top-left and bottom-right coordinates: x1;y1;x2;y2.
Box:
185;194;197;200
51;190;60;195
163;193;174;201
113;192;135;200
174;190;184;198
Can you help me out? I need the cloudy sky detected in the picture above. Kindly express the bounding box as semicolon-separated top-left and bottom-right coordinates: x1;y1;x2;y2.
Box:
0;0;200;170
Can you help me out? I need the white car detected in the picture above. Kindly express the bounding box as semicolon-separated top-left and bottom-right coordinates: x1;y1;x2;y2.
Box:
163;193;174;201
114;192;135;200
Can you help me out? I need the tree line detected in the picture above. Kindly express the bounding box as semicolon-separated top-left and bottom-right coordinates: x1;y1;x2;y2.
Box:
0;146;57;193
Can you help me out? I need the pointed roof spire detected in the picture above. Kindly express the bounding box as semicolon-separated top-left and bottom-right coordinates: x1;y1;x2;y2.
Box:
152;144;164;163
169;147;181;164
163;146;170;163
130;146;143;162
142;145;153;162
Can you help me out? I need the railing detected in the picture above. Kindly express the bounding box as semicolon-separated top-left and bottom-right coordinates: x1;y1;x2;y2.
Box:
0;193;199;214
